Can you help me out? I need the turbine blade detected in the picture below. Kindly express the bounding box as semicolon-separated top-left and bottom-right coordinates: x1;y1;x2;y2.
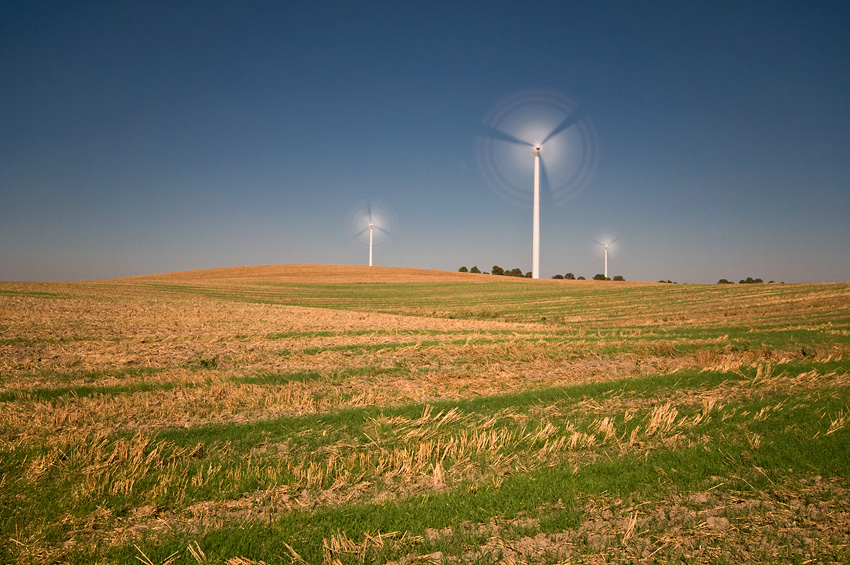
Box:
539;158;552;194
374;226;391;235
354;226;369;238
541;105;589;145
478;124;533;147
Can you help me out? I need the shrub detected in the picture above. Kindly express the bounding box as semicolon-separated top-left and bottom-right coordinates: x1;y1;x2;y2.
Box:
458;266;469;273
470;266;481;274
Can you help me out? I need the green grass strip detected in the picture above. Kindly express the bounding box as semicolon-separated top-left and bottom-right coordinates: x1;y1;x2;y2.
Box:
96;415;850;564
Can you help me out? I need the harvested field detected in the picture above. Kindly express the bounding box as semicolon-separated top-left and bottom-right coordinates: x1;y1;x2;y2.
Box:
119;264;523;284
1;265;849;564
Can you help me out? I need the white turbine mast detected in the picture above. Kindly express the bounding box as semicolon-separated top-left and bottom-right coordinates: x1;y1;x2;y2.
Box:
368;223;374;267
532;145;541;279
604;243;608;279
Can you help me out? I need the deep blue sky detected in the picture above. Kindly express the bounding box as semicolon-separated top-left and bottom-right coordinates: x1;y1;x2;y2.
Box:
2;1;849;282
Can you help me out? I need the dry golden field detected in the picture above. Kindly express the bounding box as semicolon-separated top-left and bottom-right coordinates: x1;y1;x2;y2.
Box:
2;265;849;564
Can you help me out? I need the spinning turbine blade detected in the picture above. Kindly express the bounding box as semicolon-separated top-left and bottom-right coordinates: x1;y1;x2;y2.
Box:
478;124;534;147
540;104;589;145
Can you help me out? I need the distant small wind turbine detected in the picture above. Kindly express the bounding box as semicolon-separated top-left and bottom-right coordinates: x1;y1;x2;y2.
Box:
477;89;598;279
345;200;397;267
589;230;623;279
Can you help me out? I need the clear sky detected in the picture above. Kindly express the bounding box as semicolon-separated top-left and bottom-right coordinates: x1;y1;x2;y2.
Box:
2;1;849;283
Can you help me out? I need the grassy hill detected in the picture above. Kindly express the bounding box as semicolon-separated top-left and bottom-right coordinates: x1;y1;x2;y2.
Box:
2;266;849;563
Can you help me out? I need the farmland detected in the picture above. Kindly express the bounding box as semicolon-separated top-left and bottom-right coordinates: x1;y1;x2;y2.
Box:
2;265;850;564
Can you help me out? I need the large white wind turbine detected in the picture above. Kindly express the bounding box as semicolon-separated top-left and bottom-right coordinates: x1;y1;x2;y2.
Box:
477;89;598;279
345;200;397;267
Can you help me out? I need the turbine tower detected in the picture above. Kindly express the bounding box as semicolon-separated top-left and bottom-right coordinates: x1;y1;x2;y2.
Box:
604;243;608;279
368;223;374;267
532;145;541;279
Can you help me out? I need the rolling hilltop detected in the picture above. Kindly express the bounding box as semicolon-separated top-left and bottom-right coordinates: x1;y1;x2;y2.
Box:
116;264;649;285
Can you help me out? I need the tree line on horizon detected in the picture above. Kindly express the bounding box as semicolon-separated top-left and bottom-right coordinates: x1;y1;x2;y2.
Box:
459;266;771;284
719;277;773;284
458;266;625;281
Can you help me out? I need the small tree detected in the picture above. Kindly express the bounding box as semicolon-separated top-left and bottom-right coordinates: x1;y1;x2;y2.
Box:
613;275;625;281
717;279;732;284
577;276;586;280
507;267;523;277
593;274;609;281
458;266;468;273
525;271;532;278
552;274;564;279
565;273;576;280
470;266;480;274
492;265;504;276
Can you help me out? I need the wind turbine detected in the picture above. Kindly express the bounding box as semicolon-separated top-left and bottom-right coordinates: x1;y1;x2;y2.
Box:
345;200;397;267
477;89;598;279
589;230;622;280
